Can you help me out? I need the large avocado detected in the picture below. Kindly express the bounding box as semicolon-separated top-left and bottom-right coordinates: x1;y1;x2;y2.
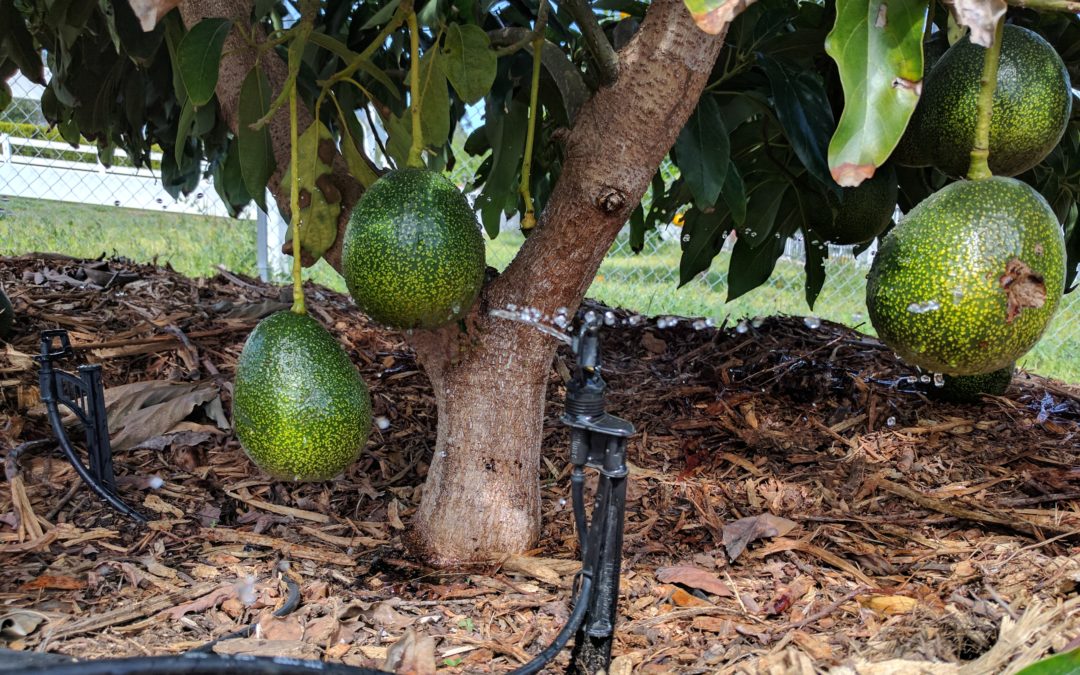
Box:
866;177;1065;375
342;169;486;330
812;164;897;246
897;25;1071;177
233;311;372;481
933;364;1014;403
0;287;12;340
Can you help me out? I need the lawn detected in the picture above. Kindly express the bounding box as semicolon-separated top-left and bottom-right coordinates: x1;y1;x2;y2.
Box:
3;195;1078;382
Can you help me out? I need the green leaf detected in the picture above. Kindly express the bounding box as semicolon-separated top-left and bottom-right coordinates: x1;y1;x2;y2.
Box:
176;18;232;106
803;226;827;309
477;99;529;237
727;228;787;302
534;40;588;124
0;2;45;84
721;161;746;226
673;95;729;209
1015;649;1080;675
739;181;788;248
825;0;927;186
415;50;451;151
683;0;740;35
238;67;276;211
361;0;401;30
308;32;399;97
679;208;732;286
439;24;496;104
174;98;196;169
629;205;646;253
338;108;380;189
758;55;835;190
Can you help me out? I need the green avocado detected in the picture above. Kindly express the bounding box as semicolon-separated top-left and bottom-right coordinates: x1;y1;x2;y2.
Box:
342;168;486;330
232;311;372;481
897;25;1071;177
866;176;1065;375
0;287;12;340
812;164;897;246
933;364;1014;403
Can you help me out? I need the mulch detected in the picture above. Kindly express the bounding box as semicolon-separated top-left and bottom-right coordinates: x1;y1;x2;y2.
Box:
1;253;1079;674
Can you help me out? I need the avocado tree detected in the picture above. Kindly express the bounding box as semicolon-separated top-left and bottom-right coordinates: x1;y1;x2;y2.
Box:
3;0;1079;564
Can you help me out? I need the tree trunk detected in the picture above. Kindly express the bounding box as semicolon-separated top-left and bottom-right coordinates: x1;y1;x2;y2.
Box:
183;0;743;565
407;0;734;563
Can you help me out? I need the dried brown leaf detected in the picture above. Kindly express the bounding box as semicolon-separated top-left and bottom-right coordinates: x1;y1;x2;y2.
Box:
0;610;47;639
723;513;797;561
655;565;733;597
383;628;436;675
941;0;1006;47
18;575;85;591
163;585;235;620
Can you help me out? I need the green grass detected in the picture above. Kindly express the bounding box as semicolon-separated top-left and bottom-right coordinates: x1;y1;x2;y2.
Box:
3;196;1078;382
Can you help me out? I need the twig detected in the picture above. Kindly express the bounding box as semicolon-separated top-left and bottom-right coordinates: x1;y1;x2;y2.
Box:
564;0;619;85
782;586;866;631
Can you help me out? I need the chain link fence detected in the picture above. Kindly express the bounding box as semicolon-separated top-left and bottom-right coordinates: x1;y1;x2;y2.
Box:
2;74;1077;382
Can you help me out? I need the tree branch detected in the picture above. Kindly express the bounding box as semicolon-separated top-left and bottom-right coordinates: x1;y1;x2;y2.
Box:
564;0;619;86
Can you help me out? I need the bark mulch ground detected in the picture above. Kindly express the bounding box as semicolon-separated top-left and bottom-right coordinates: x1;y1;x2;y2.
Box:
1;254;1079;674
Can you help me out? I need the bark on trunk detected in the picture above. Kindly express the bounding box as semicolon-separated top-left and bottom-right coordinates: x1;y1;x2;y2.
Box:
407;0;732;563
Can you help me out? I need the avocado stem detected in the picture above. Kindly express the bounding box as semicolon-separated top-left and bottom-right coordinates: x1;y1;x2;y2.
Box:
518;0;549;233
406;5;424;169
966;18;1004;181
289;73;306;315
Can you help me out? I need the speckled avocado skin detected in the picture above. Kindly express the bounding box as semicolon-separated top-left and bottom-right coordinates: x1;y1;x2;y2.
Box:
902;25;1071;177
342;168;485;330
866;177;1065;376
813;164;897;245
0;288;13;339
233;311;371;481
934;364;1014;403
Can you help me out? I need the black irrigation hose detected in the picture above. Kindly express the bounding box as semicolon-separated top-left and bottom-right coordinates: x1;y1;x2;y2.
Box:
188;576;302;654
20;653;387;675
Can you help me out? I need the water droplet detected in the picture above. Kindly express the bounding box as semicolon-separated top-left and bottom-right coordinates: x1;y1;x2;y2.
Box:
736;320;749;334
803;316;821;329
627;314;644;326
451;304;461;315
656;317;669;329
113;200;120;207
375;416;390;430
748;231;758;238
553;313;569;329
148;476;164;489
919;374;931;383
751;316;763;328
886;416;897;427
439;450;448;458
604;311;617;326
906;299;942;314
583;310;598;325
852;313;864;323
952;288;964;304
692;319;708;330
681;234;690;243
933;372;945;387
506;303;518;311
558;498;567;506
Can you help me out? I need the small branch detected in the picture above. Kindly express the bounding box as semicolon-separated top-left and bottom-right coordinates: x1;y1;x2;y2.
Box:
288;66;306;314
519;0;549;232
406;4;424;168
967;17;1003;181
1005;0;1080;11
564;0;619;86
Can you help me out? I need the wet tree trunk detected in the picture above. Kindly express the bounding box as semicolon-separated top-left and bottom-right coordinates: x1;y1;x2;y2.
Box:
182;0;739;565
